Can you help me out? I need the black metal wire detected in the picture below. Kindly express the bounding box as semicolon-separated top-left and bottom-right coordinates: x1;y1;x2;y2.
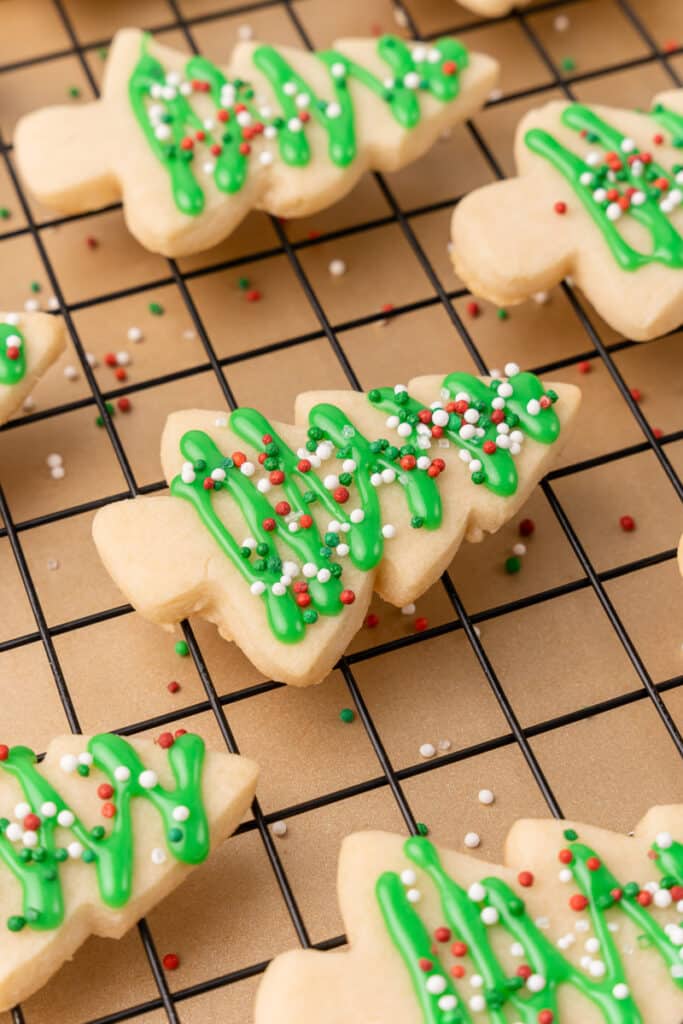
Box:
0;0;681;1020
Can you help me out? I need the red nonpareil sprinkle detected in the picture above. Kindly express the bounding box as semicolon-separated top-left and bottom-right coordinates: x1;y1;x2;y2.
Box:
269;470;285;485
653;427;664;439
442;59;458;76
400;454;417;470
246;289;261;302
434;926;451;942
117;397;131;413
569;893;588;911
554;201;567;215
466;300;480;318
6;346;19;360
518;518;535;537
538;1012;554;1024
180;137;194;151
630;387;642;402
482;441;497;454
157;732;175;749
491;409;505;424
101;802;116;818
619;515;635;532
104;352;117;367
307;230;320;240
0;745;8;761
97;783;114;800
451;964;465;979
299;110;310;122
24;814;41;832
203;478;215;490
85;235;98;250
648;849;658;860
262;517;276;532
670;885;683;901
217;108;230;122
451;941;467;957
427;466;440;478
431;425;443;439
586;856;601;871
578;360;591;374
454;399;468;414
297;459;312;473
167;681;181;694
518;870;534;887
610;887;623;901
296;592;311;607
340;589;355;605
365;612;380;628
195;130;206;142
174;729;187;738
414;617;429;632
258;452;267;465
333;486;349;504
275;501;291;517
163;953;180;971
300;514;313;529
636;890;652;907
663;39;680;53
239;142;251;156
432;458;446;472
418;957;433;972
516;964;532;980
210;143;222;156
232;451;246;467
380;303;394;314
418;409;432;424
558;849;573;864
539;395;551;409
293;581;308;594
115;368;127;382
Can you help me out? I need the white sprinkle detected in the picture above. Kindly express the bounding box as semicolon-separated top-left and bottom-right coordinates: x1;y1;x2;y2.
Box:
50;466;66;480
526;398;541;416
406;887;421;903
468;882;486;902
23;831;38;848
46;452;63;468
57;809;74;827
139;770;157;789
426;976;447;995
656;831;673;849
469;995;485;1012
237;23;253;39
512;543;526;556
60;754;78;774
381;524;396;539
527;974;545;992
5;824;22;842
41;802;57;818
272;820;288;837
464;832;481;849
504;362;520;378
510;941;524;957
438;995;457;1011
554;14;570;30
478;789;494;805
250;581;266;596
438;739;451;752
533;291;549;305
172;805;190;822
114;766;131;782
612;983;629;1000
14;802;30;819
63;365;79;380
67;841;84;859
419;743;436;759
328;258;346;277
481;906;499;925
78;752;93;767
24;298;40;312
151;847;167;864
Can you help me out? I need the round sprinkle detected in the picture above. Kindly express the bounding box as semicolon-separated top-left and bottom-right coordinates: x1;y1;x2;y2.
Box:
512;542;526;557
162;953;180;971
478;789;494;805
464;832;481;849
554;201;567;214
149;302;164;316
175;640;189;657
419;742;436;759
416;822;429;836
518;518;535;537
272;820;287;837
339;708;355;724
619;515;635;532
328;259;346;277
505;555;521;575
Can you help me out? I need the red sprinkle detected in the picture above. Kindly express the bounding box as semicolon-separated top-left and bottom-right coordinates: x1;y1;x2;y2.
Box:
518;518;535;538
246;289;261;302
0;746;7;761
297;459;312;473
275;501;291;517
434;926;451;942
636;890;652;907
101;802;116;818
578;360;591;374
610;887;623;901
466;300;480;318
414;617;429;632
104;352;117;367
653;427;664;439
24;814;41;832
586;856;601;871
418;957;433;972
558;849;573;864
262;517;276;532
670;885;683;901
269;470;285;485
451;941;468;957
333;486;350;504
518;870;534;887
167;681;181;694
115;368;127;382
442;59;458;76
175;729;187;738
482;441;497;454
340;589;356;605
629;387;642;402
365;612;380;628
157;732;175;749
554;201;567;215
300;514;313;529
569;894;588;911
516;964;532;980
117;397;131;413
97;783;114;800
239;142;251;156
451;964;465;979
163;953;180;971
85;236;98;250
619;515;635;532
538;1012;554;1024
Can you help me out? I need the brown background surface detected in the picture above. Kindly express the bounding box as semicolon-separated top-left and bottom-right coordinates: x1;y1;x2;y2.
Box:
0;0;682;1021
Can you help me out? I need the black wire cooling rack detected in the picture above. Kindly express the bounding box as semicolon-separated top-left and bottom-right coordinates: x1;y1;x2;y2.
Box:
0;0;682;1020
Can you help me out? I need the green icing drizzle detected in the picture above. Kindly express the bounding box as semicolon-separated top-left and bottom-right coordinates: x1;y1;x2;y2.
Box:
0;323;26;386
0;733;209;932
169;371;561;644
128;33;468;215
525;102;683;271
376;833;683;1024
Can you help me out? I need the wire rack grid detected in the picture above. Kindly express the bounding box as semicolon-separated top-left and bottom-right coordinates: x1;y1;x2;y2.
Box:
0;0;681;1021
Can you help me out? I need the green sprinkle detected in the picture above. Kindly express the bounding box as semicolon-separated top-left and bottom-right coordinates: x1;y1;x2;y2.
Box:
168;827;183;843
624;881;640;898
416;822;429;836
91;825;106;840
339;708;355;724
505;556;522;575
82;849;96;863
68;85;81;98
303;609;318;624
411;516;424;529
563;828;578;841
174;640;189;657
0;207;10;220
560;57;576;72
149;301;164;316
7;915;25;932
54;848;68;863
30;281;41;293
95;401;116;427
471;470;486;486
238;277;250;290
77;764;90;778
496;308;508;320
368;389;381;403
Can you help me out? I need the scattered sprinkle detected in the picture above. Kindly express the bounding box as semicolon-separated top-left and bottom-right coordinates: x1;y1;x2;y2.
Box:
85;236;98;250
47;558;60;571
237;23;253;40
148;302;164;316
246;288;262;302
339;707;355;724
414;616;429;632
478;789;495;805
175;640;189;657
578;360;591;374
95;401;116;427
63;365;79;381
272;820;288;837
47;296;59;311
629;386;642;402
505;555;521;575
416;822;429;836
464;832;481;849
619;515;636;532
127;326;143;343
364;612;380;628
30;281;41;294
554;200;567;214
162;953;180;971
419;742;436;759
98;47;108;60
560;57;576;73
0;207;10;220
496;308;508;321
438;739;452;752
117;397;132;413
519;518;535;537
466;300;480;318
554;14;570;31
24;298;39;312
533;291;549;304
328;258;347;277
238;277;250;290
167;681;181;694
512;542;526;557
68;85;81;99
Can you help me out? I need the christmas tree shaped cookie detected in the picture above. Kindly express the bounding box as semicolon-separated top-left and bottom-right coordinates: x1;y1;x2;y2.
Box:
0;312;65;426
15;28;498;257
0;730;257;1010
255;806;683;1023
451;91;683;340
93;369;580;686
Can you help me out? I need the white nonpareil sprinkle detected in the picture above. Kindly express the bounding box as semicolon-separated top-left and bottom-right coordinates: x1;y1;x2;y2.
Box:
468;882;486;902
51;466;66;480
46;453;63;468
401;603;416;615
464;832;480;849
63;365;79;380
478;789;494;805
67;842;84;859
23;835;39;854
481;906;499;925
60;754;78;773
554;13;570;30
406;887;421;903
151;847;167;864
138;770;158;789
419;742;436;759
114;766;131;782
237;23;253;39
400;868;417;886
438;739;451;752
512;543;526;557
425;976;447;995
329;258;346;277
57;809;74;827
24;298;40;312
272;820;287;837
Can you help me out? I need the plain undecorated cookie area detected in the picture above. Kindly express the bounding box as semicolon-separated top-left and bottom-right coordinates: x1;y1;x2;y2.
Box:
1;1;682;1022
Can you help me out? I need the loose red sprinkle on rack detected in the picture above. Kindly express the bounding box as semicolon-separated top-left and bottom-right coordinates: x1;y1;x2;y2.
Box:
466;300;480;318
619;515;636;532
629;387;642;402
578;360;591;374
162;953;180;971
364;613;379;628
167;681;181;694
519;518;535;538
554;201;567;215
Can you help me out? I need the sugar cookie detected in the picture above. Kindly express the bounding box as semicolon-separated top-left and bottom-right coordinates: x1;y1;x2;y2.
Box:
255;806;683;1023
451;93;683;340
0;730;257;1011
92;370;580;686
0;312;65;426
15;28;498;257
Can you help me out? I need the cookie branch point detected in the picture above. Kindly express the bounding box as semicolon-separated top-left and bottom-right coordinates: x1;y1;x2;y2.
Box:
93;370;580;686
15;28;498;257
